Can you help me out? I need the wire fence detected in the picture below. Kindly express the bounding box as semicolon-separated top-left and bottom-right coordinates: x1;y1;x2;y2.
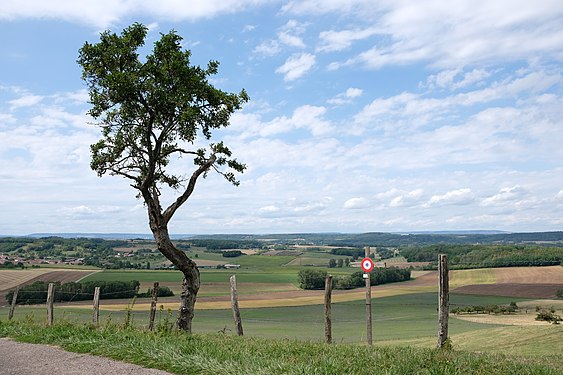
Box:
1;257;560;344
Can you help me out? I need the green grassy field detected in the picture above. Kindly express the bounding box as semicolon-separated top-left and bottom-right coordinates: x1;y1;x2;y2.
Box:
0;293;537;343
0;320;560;374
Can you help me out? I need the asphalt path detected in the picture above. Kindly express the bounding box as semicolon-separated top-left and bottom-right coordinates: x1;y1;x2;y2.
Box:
0;338;173;375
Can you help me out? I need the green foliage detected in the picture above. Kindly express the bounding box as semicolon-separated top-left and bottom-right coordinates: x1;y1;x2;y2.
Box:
191;239;262;250
556;289;563;299
328;258;337;268
297;269;328;290
6;280;141;304
400;244;563;269
77;22;248;190
222;250;243;258
330;248;363;258
451;303;518;315
137;286;174;298
535;309;562;324
298;268;411;290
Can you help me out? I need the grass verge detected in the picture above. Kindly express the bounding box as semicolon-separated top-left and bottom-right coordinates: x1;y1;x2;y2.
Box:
0;319;560;374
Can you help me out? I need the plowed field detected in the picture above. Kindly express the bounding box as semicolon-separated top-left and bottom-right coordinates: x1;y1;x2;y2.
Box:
0;269;98;306
453;266;563;298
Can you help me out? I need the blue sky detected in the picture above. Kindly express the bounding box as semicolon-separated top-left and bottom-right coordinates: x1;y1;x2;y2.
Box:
1;0;562;235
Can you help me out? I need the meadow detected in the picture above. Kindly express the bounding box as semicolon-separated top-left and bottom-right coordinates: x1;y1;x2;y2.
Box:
1;248;562;371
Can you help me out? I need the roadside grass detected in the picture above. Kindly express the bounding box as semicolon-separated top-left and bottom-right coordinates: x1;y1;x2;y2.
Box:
379;325;563;365
0;319;560;374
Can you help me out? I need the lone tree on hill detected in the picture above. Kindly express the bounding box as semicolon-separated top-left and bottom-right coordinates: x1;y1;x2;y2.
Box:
78;23;248;332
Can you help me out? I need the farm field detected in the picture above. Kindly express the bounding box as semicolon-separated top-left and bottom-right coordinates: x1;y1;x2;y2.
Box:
2;257;562;363
0;268;98;306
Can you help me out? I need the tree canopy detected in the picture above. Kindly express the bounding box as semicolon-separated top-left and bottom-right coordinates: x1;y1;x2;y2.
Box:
78;23;248;216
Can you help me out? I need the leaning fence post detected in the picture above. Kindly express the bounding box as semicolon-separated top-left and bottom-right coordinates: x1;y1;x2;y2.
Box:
8;287;19;320
46;283;54;326
230;275;244;336
324;275;333;344
148;282;159;331
437;254;449;348
93;286;100;325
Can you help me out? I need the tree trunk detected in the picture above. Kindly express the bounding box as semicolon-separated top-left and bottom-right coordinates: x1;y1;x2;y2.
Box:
151;225;199;333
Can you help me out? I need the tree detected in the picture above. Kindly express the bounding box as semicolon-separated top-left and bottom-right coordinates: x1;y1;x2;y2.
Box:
78;23;248;332
297;269;328;290
328;258;337;268
337;258;344;268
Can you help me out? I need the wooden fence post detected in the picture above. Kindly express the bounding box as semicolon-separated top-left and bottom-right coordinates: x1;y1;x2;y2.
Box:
148;282;159;331
324;275;333;344
92;287;100;325
46;283;54;326
8;287;19;321
230;275;244;336
437;254;449;348
365;246;373;346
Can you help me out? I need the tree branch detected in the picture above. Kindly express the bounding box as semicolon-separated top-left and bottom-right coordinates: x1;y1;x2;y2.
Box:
162;154;217;223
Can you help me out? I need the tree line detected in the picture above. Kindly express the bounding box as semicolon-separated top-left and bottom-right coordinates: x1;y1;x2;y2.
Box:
5;280;175;304
297;268;411;290
399;244;563;269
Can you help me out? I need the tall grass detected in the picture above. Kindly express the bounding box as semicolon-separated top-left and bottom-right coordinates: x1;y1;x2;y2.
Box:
0;319;560;375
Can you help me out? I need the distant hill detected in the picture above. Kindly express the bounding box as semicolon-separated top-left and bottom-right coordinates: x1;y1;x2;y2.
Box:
25;233;195;240
3;231;563;246
190;231;563;247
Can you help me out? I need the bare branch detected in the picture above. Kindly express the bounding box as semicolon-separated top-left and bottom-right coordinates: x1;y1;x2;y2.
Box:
162;154;217;223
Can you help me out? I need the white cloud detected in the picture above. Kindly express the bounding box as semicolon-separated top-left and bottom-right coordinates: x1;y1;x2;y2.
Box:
254;40;282;56
0;0;274;28
425;188;475;207
389;189;424;207
9;94;43;109
275;53;316;81
298;1;563;69
253;19;307;57
343;197;368;209
317;26;380;52
327;87;363;105
481;186;528;207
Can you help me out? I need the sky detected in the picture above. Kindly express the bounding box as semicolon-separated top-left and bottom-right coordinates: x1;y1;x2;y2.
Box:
0;0;562;235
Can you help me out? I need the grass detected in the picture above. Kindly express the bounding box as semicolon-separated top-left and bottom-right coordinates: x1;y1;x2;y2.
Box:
0;293;535;343
0;319;560;374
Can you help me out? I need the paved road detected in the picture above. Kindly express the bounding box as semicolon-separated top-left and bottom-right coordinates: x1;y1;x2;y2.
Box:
0;338;173;375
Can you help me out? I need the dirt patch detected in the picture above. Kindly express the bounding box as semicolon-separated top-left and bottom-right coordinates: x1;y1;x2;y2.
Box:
262;250;302;256
453;312;554;326
494;266;563;284
382;261;431;269
453;283;562;298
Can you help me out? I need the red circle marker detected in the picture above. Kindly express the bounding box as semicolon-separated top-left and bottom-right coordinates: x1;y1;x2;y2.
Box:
361;257;374;272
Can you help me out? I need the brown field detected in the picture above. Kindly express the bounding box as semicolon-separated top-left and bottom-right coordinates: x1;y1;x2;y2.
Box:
453;266;563;298
92;271;439;311
454;312;557;326
0;269;98;305
454;283;562;298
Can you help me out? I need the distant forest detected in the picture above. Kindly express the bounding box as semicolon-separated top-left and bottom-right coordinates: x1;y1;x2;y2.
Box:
191;231;563;247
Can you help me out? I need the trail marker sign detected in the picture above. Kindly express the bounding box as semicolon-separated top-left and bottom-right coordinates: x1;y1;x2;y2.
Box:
361;257;374;273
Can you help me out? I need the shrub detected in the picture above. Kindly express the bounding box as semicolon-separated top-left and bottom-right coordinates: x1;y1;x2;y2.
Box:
535;309;562;324
297;269;328;290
